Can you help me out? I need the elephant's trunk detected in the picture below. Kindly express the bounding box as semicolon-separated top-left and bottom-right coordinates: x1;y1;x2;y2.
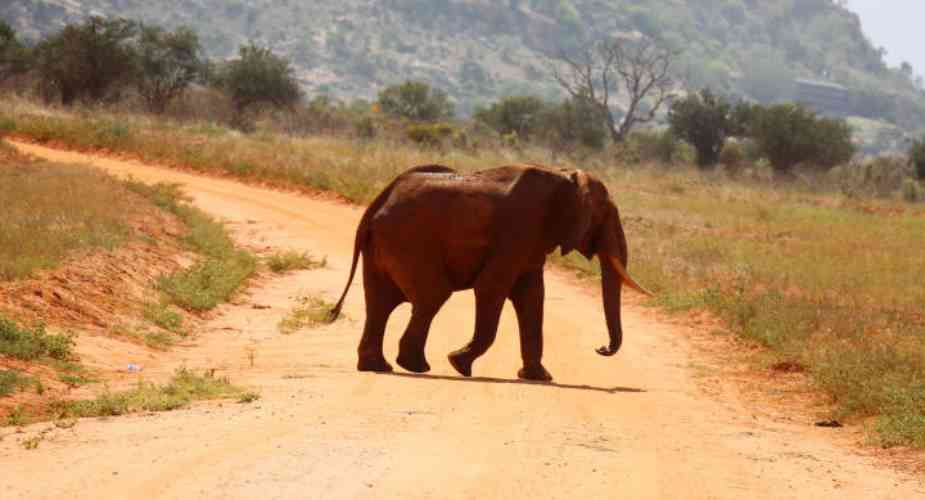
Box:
596;255;624;357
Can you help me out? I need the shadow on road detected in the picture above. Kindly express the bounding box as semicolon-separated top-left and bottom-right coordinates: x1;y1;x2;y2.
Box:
383;372;646;394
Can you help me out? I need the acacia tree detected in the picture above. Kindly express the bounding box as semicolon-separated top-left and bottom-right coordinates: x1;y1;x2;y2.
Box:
910;137;925;180
33;17;138;105
474;95;547;140
377;81;454;122
0;20;29;84
218;43;303;116
134;24;205;113
668;88;745;168
748;103;855;176
548;36;675;143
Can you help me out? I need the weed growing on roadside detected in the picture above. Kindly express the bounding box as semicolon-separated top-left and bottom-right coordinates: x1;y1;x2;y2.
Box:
278;295;337;334
142;302;184;334
0;316;75;361
266;251;326;273
48;368;250;419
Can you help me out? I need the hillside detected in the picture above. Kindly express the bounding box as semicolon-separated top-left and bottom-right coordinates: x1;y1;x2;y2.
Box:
3;0;924;137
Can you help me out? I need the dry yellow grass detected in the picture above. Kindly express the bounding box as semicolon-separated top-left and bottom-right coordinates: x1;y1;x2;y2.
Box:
3;96;925;446
0;142;140;281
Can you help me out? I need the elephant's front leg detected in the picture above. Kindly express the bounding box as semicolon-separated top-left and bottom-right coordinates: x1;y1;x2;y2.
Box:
510;270;553;382
447;289;506;377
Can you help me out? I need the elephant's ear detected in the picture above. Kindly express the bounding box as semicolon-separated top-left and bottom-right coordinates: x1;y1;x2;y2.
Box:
558;169;594;255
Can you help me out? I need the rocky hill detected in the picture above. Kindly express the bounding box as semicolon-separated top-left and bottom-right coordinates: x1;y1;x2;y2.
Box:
3;0;924;136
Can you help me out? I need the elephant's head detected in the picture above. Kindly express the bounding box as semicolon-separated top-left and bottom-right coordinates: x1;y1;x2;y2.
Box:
551;168;652;357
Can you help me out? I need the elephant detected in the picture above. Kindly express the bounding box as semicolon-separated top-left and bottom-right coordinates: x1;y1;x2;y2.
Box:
328;163;651;382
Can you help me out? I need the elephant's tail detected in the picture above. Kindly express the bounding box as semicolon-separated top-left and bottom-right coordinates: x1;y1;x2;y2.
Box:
327;164;456;323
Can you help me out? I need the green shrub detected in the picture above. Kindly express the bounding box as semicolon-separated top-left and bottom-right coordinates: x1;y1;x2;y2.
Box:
32;17;138;105
747;103;855;176
719;140;746;169
214;43;303;116
668;89;742;168
134;25;205;113
377;80;454;122
910;137;925;180
0;316;75;361
901;178;923;203
0;370;33;397
406;123;455;147
474;95;547;141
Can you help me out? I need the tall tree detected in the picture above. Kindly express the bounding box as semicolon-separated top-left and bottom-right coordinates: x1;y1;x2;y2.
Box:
134;24;205;113
548;36;675;143
33;17;138;105
217;43;303;115
0;20;29;84
668;89;745;168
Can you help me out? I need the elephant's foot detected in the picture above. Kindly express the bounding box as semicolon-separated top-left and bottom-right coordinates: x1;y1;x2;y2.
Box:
518;364;553;382
357;355;393;373
447;350;473;377
396;351;431;373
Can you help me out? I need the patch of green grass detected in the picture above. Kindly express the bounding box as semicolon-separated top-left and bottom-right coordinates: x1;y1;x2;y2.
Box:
142;302;184;334
0;316;75;362
266;251;326;273
0;370;34;397
125;181;256;312
59;373;97;388
278;295;337;334
157;253;256;311
6;405;28;426
237;391;260;403
48;368;250;419
143;331;176;351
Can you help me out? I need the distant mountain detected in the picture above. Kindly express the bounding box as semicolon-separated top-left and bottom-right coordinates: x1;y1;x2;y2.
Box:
3;0;924;139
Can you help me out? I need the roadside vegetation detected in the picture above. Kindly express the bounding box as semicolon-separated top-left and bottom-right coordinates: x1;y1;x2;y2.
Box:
3;16;925;447
266;251;326;274
124;181;256;312
49;368;248;420
0;143;140;281
278;295;338;334
0;138;255;424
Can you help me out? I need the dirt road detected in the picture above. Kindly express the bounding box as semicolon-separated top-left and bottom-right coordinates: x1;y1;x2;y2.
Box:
1;141;921;499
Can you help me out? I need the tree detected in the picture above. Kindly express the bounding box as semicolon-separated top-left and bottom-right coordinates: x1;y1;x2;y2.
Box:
217;43;303;115
474;95;547;140
33;17;138;105
538;96;607;151
668;89;743;168
0;20;30;84
747;103;855;176
910;137;925;180
134;24;205;113
377;81;454;122
548;36;675;143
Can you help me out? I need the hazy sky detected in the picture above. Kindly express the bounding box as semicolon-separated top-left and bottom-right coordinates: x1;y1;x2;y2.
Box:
847;0;925;75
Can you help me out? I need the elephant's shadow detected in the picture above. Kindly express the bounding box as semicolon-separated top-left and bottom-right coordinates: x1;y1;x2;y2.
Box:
384;372;645;394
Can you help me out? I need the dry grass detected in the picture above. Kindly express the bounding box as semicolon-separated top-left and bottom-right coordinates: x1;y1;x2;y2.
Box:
4;96;925;446
48;368;249;420
278;295;337;334
0;143;141;281
266;251;326;273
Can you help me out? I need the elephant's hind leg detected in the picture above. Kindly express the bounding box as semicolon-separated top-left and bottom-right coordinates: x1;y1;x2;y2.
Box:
395;297;449;373
357;263;403;373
